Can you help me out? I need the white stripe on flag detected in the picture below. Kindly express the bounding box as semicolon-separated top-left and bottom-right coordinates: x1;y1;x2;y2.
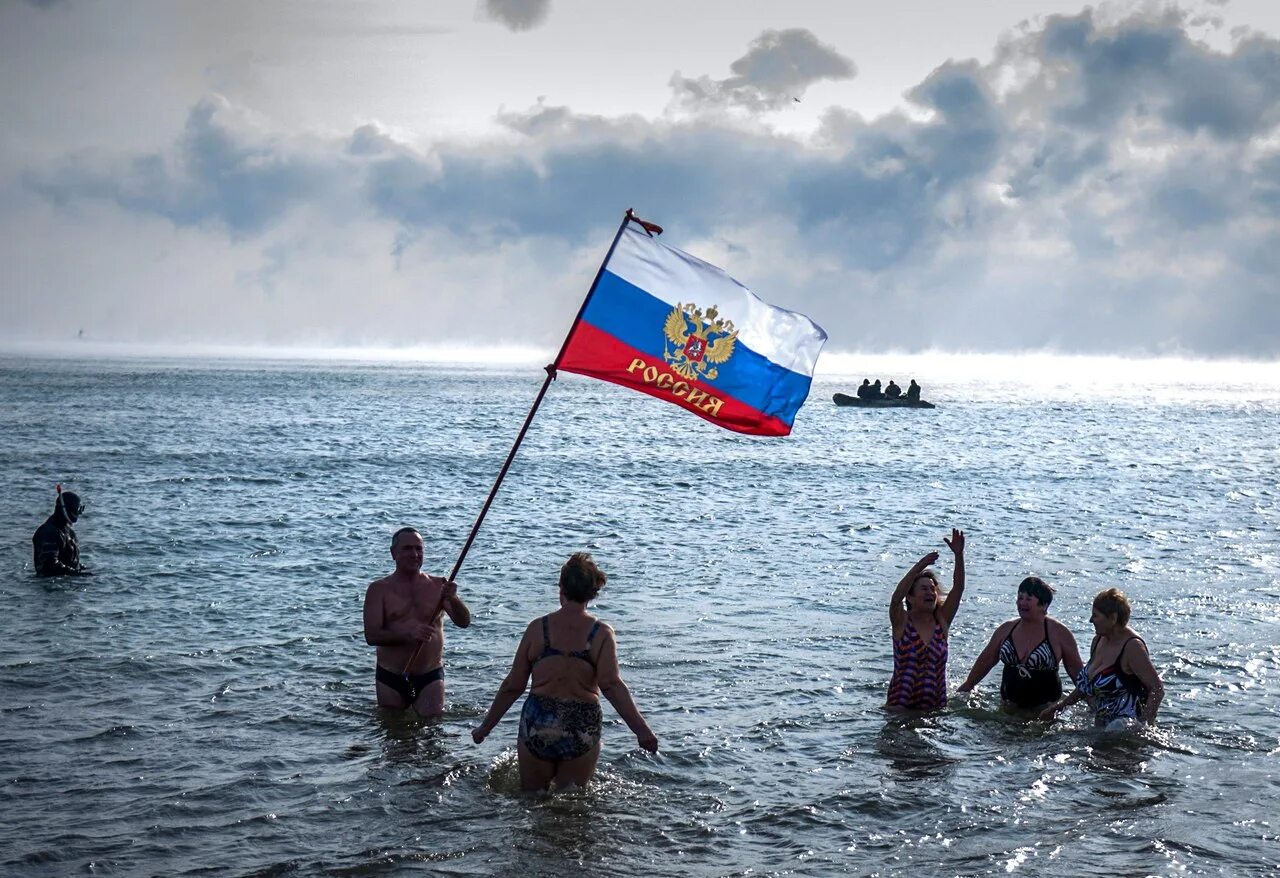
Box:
606;227;827;377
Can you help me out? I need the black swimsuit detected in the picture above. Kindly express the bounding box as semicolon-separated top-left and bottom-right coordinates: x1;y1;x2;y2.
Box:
998;619;1062;708
531;616;600;669
376;665;443;705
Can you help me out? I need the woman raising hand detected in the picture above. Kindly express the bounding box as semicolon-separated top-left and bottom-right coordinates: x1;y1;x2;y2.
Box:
886;528;966;712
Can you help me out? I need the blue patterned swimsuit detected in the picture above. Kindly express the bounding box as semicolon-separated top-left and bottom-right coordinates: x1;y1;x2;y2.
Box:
1079;636;1150;726
518;617;604;762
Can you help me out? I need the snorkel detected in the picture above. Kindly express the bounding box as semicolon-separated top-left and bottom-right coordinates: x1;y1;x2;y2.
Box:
56;484;83;522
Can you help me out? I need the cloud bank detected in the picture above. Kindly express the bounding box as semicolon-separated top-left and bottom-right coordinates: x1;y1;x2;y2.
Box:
6;8;1280;358
479;0;551;33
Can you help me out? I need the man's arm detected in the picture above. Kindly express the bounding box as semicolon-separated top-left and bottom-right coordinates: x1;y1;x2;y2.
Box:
439;581;471;628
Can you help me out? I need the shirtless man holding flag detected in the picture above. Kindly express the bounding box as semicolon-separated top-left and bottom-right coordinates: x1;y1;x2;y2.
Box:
363;527;471;717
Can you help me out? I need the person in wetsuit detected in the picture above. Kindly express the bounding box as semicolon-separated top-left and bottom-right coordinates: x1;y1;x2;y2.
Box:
870;379;884;400
32;490;91;577
956;576;1084;710
856;378;873;399
1040;588;1164;727
472;552;657;792
363;526;471;717
905;379;922;402
885;380;902;399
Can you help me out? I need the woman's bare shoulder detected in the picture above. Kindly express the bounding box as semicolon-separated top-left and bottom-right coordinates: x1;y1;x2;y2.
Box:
1046;616;1077;636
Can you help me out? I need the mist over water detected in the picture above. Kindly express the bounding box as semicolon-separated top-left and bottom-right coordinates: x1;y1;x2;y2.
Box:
1;352;1277;876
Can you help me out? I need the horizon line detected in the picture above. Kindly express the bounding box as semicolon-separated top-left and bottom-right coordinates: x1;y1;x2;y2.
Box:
3;339;1280;382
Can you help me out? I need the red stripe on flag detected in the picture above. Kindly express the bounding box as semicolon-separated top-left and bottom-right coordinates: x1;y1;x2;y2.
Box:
558;321;792;436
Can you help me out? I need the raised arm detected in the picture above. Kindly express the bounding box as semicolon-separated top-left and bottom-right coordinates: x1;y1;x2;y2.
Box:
1122;638;1164;724
472;625;534;744
595;626;658;753
890;551;939;634
939;528;966;627
957;620;1012;693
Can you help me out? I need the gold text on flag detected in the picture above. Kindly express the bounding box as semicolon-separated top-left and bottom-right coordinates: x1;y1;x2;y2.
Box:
625;359;726;418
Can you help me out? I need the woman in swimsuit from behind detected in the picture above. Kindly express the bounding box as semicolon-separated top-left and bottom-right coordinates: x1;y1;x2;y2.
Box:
886;528;966;711
957;576;1084;711
472;552;658;792
1040;587;1164;727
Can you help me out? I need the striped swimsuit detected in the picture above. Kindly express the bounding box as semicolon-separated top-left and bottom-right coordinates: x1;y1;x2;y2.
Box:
888;619;948;710
1080;636;1149;726
998;619;1062;708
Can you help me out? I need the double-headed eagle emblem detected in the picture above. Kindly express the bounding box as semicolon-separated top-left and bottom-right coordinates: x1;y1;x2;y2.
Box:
662;303;738;382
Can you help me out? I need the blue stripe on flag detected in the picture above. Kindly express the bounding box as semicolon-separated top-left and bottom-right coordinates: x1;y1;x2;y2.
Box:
581;270;815;422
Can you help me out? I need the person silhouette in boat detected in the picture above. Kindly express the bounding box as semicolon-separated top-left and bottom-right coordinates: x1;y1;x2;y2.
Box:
906;379;922;402
870;379;884;400
885;380;902;399
856;378;873;399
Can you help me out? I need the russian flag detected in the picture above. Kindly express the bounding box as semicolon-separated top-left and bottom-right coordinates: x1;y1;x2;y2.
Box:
558;225;827;436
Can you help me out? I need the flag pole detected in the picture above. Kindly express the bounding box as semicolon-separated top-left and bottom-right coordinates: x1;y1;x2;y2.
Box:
399;208;659;684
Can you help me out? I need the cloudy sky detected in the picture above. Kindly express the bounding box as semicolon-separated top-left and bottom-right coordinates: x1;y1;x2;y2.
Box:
3;0;1279;359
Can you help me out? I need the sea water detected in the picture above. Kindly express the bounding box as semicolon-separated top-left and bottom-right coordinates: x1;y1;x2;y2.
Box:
0;352;1277;876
